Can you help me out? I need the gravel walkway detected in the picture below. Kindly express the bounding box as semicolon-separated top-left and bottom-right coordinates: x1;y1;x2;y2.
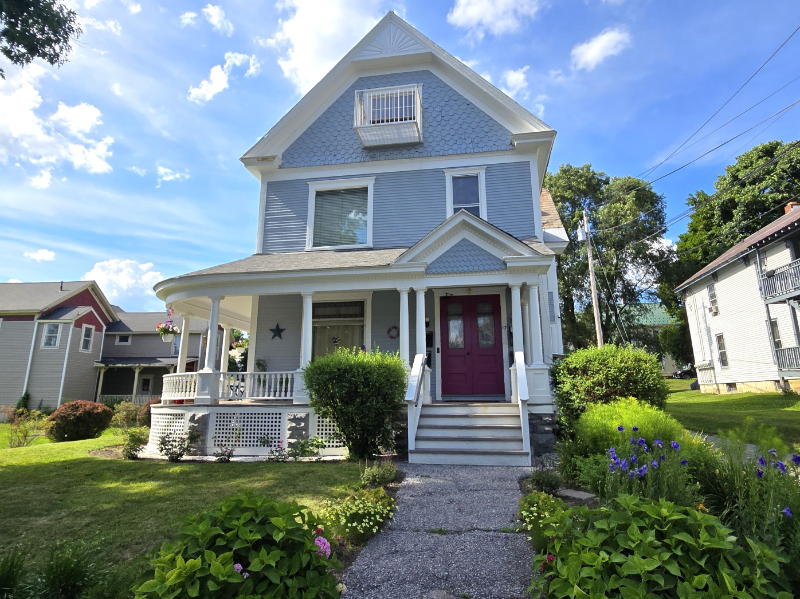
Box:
343;463;534;599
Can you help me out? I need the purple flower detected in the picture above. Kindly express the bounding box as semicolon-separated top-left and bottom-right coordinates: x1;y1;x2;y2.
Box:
659;454;665;462
242;572;249;580
654;439;663;449
638;437;647;446
628;471;635;479
776;461;787;475
783;507;793;518
632;426;639;432
629;437;636;445
757;468;764;479
643;445;650;453
671;441;680;451
639;465;648;478
652;460;659;469
609;462;616;472
617;425;625;432
631;455;637;465
793;454;800;466
769;448;778;457
315;535;331;559
680;459;688;466
621;458;628;472
609;447;617;459
758;456;767;468
233;563;243;573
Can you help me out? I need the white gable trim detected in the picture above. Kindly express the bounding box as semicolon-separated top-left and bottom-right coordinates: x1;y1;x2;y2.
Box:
356;22;427;60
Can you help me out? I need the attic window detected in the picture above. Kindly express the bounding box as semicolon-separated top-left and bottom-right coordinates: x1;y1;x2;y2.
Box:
354;84;422;147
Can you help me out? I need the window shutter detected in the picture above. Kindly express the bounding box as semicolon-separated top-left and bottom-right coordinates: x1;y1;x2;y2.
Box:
547;291;556;324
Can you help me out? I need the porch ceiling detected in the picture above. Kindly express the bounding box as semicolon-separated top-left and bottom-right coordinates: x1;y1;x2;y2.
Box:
171;295;253;330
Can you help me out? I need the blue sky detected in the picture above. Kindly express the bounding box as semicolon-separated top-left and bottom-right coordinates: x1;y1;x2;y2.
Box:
1;0;798;311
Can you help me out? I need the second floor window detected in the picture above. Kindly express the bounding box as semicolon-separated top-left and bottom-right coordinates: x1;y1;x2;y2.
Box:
80;325;94;353
716;333;728;367
445;167;487;219
42;323;60;348
770;318;783;350
307;178;374;249
707;284;718;314
172;335;181;356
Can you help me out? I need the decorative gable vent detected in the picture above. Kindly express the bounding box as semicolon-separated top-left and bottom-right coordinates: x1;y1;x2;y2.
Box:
354;84;422;147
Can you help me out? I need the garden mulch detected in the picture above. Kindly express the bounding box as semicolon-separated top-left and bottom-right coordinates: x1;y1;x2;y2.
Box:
343;463;534;599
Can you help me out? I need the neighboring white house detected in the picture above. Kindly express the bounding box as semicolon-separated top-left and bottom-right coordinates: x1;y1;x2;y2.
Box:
676;202;800;394
150;12;568;465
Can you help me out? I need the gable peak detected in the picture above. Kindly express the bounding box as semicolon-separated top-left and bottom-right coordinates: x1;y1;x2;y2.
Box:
357;19;427;60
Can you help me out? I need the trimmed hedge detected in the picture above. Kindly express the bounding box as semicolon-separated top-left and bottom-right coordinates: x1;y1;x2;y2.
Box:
303;348;406;459
551;344;668;438
47;401;113;442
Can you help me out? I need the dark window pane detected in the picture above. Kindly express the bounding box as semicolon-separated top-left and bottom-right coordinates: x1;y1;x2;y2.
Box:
477;301;495;348
312;301;365;319
313;187;368;247
447;302;464;348
452;175;479;207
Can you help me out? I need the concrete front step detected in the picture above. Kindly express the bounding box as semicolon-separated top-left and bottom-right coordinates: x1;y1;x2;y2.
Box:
415;436;525;451
415;424;523;438
423;402;519;415
418;413;520;426
408;448;531;466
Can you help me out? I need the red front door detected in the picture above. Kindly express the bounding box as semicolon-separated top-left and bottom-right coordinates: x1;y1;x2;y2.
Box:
440;295;505;396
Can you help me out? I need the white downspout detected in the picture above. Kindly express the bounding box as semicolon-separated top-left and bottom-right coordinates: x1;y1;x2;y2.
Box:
57;323;74;408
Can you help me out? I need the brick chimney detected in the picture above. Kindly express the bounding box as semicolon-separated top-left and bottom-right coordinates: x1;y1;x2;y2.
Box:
785;202;800;214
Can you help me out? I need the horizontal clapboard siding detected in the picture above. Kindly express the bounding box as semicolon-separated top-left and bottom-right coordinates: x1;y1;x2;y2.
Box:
0;320;34;408
486;162;535;240
62;326;102;401
255;295;302;372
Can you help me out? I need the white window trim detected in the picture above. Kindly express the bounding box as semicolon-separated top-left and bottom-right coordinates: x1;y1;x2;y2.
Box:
116;334;132;345
171;335;181;357
306;177;375;251
41;322;62;349
79;324;95;353
445;166;487;220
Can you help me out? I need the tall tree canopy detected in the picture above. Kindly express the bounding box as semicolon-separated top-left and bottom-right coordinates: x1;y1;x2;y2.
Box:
0;0;81;79
546;164;670;351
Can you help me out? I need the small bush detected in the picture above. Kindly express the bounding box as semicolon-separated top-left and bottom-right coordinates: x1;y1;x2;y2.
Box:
112;401;139;430
532;494;791;597
122;427;150;460
288;436;327;461
4;409;48;448
0;550;26;599
136;398;160;427
26;543;106;599
15;391;30;412
518;491;565;551
320;487;396;545
157;430;199;462
526;468;562;496
360;461;397;487
550;345;668;438
574;454;608;496
725;416;789;457
134;492;341;599
303;347;407;459
46;401;113;442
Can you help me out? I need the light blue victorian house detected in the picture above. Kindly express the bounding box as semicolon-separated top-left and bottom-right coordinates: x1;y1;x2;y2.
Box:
150;13;567;465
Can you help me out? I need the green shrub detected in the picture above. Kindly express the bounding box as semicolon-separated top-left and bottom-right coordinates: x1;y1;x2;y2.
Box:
518;491;565;551
157;430;199;462
320;487;396;545
360;461;397;487
0;549;25;599
5;409;48;448
134;492;341;599
531;494;791;598
136;398;160;427
26;543;106;599
725;416;789;457
112;401;139;430
122;426;150;460
46;401;113;442
15;391;30;412
574;454;608;496
303;348;407;459
526;468;562;496
288;436;327;461
550;345;668;438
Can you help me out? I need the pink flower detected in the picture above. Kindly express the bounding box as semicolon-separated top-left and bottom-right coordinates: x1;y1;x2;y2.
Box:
233;563;243;573
314;536;331;559
547;554;555;563
314;527;324;535
242;572;249;580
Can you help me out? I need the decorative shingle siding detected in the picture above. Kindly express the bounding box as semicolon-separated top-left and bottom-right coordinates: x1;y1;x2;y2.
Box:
281;70;513;168
426;239;507;274
486;162;535;239
262;162;533;253
0;320;33;408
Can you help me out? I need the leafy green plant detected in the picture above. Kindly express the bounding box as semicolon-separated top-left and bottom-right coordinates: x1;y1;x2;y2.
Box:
319;487;396;544
518;491;565;551
26;543;106;599
136;399;160;428
526;468;562;496
532;494;792;598
360;461;397;487
259;437;289;462
46;400;113;442
134;492;341;599
574;454;608;496
303;348;407;459
725;416;789;457
0;549;26;599
212;447;235;462
156;429;200;462
112;401;139;430
550;345;668;438
288;436;327;461
15;391;30;412
4;408;48;448
122;426;150;460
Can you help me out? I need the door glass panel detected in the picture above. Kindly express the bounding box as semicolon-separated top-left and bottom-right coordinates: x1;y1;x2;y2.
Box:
447;303;465;349
476;301;495;348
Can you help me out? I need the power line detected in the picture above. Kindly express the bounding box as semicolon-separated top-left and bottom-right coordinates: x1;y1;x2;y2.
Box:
590;237;630;343
639;23;800;180
715;101;799;170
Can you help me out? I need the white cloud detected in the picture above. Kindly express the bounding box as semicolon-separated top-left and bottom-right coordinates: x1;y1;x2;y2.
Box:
0;64;114;174
81;17;122;35
29;169;52;189
180;11;198;26
111;83;122;96
500;66;530;100
266;0;383;94
447;0;543;41
156;165;190;187
7;279;22;283
24;248;56;262
82;259;162;299
571;27;632;71
202;4;234;36
188;52;256;104
127;166;146;176
125;2;141;14
50;102;103;137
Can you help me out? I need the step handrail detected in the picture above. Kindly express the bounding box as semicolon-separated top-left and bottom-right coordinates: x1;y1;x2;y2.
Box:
513;351;532;460
404;354;425;451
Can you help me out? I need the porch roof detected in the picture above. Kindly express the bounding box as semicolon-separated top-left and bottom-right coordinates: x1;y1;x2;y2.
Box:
95;357;198;367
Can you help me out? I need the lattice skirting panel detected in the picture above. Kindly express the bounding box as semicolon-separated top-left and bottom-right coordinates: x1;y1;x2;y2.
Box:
147;411;188;453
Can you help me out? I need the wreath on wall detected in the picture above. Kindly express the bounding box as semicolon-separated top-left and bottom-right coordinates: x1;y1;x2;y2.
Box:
387;325;400;339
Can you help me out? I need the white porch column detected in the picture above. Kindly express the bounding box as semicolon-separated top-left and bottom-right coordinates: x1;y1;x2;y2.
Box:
415;288;427;357
301;292;313;367
220;327;232;372
529;285;545;364
96;367;107;402
132;366;142;402
204;297;223;371
398;289;410;365
510;284;525;358
177;315;191;373
247;295;259;372
521;292;532;366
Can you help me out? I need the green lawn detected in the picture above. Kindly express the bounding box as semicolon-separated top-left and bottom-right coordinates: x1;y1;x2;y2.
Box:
0;422;50;449
0;435;360;593
665;379;800;445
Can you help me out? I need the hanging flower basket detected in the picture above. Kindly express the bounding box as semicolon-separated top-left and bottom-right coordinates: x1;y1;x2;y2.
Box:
156;320;180;342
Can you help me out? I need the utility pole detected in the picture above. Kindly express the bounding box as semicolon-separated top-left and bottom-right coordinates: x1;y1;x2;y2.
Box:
583;211;604;347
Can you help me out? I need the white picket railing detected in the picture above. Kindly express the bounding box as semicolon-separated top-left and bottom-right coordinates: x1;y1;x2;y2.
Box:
162;373;198;402
100;394;161;406
510;351;532;458
162;371;296;403
404;354;426;451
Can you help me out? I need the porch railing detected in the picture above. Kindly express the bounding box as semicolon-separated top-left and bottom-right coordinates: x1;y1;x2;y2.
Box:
761;258;800;300
404;354;426;451
510;351;532;459
100;394;161;406
162;373;198;403
161;371;296;404
776;346;800;370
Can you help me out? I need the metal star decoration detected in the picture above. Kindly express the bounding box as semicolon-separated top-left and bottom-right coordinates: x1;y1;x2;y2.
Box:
270;323;285;339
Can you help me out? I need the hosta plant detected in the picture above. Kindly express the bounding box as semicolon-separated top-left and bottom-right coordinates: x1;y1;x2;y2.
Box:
531;494;792;598
319;487;395;545
134;492;341;599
